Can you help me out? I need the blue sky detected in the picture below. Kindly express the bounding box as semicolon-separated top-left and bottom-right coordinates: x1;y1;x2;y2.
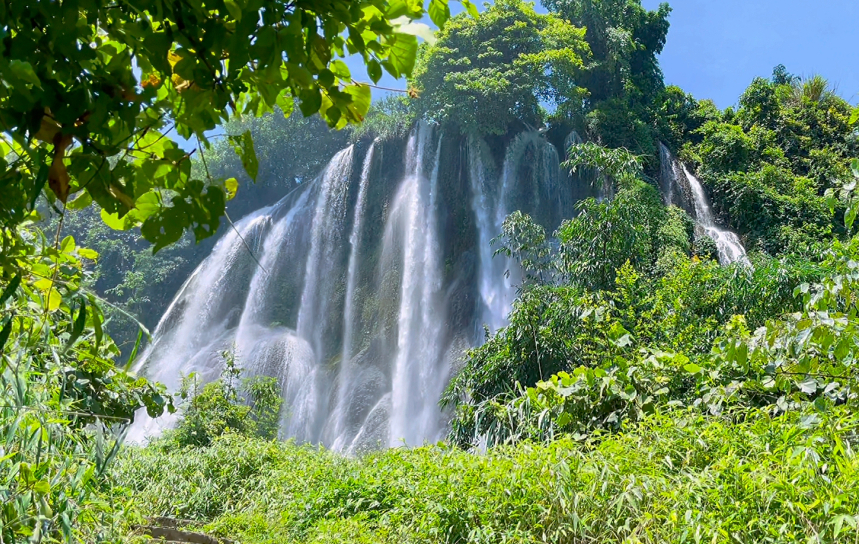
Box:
640;0;859;108
347;0;859;109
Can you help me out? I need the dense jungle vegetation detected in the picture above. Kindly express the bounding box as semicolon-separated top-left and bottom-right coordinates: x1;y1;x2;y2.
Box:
2;0;859;542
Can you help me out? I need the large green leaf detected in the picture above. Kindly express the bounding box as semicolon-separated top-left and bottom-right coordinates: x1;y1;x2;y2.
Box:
387;33;418;78
344;84;372;122
428;0;450;28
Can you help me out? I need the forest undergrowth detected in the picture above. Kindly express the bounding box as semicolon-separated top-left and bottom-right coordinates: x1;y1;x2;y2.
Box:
115;407;859;544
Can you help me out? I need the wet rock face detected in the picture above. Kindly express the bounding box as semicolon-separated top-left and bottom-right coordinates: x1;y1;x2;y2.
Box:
134;126;584;451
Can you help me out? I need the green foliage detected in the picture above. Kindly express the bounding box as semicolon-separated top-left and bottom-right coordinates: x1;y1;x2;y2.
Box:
563;141;643;188
349;95;415;142
493;210;553;284
654;86;721;149
694;233;859;415
1;223;172;542
115;407;859;543
557;180;666;290
827;159;859;233
543;0;671;104
0;0;463;266
557;190;654;290
411;0;589;134
689;70;857;255
170;350;283;447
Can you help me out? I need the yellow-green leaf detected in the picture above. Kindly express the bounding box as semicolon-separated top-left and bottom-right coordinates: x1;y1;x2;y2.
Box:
100;209;135;231
388;33;418;78
33;479;50;495
46;288;62;311
33;278;53;292
229;131;259;182
461;0;480;18
134;191;161;220
225;177;239;200
224;0;242;21
344;83;372;122
330;59;351;80
428;0;450;28
60;235;75;254
77;248;99;260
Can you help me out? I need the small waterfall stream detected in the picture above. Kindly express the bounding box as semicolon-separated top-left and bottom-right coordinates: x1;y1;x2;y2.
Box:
659;143;749;265
330;142;375;450
385;123;447;446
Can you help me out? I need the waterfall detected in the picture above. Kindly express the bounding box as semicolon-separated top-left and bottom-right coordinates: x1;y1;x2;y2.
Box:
297;147;354;350
283;146;354;441
564;129;583;152
682;165;750;265
468;135;508;333
133;126;573;451
470;131;563;333
137;209;273;391
658;143;749;265
386;123;446;447
330;141;375;450
128;208;274;440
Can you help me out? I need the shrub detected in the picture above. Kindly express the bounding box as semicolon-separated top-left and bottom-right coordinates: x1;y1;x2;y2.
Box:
169;351;283;447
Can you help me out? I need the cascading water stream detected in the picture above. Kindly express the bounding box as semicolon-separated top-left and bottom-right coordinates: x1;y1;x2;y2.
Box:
417;132;445;437
658;143;749;265
138;209;273;390
682;165;750;265
297;147;355;348
290;146;354;441
387;123;446;447
330;141;375;450
470;131;563;333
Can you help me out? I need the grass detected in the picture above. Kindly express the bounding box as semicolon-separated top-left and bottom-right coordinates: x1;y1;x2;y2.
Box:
113;407;859;544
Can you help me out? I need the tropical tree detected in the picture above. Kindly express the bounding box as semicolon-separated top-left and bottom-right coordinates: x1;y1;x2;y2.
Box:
541;0;671;104
411;0;590;135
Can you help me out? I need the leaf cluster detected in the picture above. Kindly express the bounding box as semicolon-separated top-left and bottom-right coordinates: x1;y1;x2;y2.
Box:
168;349;283;447
1;0;465;262
1;222;172;542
